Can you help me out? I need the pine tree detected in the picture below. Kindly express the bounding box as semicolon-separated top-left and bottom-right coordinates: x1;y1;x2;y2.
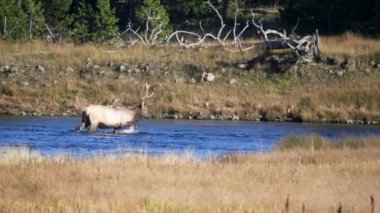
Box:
135;0;171;41
94;0;118;41
71;1;96;43
71;0;118;43
21;0;45;39
0;0;24;39
41;0;73;34
371;0;380;35
0;0;45;40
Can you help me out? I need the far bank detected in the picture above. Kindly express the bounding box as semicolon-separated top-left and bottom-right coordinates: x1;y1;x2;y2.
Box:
0;34;379;123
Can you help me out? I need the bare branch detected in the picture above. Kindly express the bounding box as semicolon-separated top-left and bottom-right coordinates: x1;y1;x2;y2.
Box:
206;0;226;42
125;23;147;45
115;13;165;47
167;0;257;52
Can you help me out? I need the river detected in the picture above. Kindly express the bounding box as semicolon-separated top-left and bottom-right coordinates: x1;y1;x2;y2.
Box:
0;116;379;158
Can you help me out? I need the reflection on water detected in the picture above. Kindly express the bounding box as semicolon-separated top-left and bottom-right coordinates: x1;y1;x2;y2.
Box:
0;116;379;158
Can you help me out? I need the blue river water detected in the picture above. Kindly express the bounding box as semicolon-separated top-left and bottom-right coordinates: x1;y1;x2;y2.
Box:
0;116;380;158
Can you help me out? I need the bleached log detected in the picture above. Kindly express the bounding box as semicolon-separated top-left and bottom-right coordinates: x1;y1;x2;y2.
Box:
251;11;320;60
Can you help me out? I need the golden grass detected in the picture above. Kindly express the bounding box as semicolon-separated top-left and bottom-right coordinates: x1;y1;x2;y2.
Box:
0;137;379;212
320;32;380;58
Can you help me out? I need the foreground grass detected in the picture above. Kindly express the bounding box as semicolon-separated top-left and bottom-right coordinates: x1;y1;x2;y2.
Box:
0;34;379;122
0;136;379;212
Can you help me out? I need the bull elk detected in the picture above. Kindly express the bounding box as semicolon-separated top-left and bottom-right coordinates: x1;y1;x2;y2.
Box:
76;83;154;133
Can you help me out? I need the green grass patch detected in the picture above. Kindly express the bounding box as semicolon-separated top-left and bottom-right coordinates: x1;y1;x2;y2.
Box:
141;197;191;213
277;135;380;151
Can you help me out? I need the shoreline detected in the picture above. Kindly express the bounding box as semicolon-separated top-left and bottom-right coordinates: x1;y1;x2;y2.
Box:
1;112;379;125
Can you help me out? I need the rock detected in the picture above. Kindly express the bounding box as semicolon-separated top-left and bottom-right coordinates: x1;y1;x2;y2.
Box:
225;101;234;108
66;67;74;73
118;65;126;72
22;81;29;87
229;79;237;85
377;64;380;69
86;58;93;68
202;72;215;82
80;70;92;79
340;59;355;71
0;65;10;73
189;78;197;84
207;73;215;82
174;78;185;83
148;70;156;76
204;101;211;108
135;68;141;73
10;67;19;73
1;81;6;85
93;65;100;69
370;60;376;67
36;65;46;73
238;63;247;69
117;74;127;79
232;115;239;121
337;69;345;77
326;56;337;65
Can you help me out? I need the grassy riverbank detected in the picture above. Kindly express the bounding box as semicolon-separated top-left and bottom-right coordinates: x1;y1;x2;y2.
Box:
0;33;379;122
0;136;379;212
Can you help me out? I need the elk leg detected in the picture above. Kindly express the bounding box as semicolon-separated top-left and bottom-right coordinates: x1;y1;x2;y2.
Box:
75;111;88;132
113;126;121;134
88;114;98;133
76;122;85;132
89;123;98;133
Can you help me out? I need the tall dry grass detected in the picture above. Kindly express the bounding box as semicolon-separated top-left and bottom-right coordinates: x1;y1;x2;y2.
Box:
0;137;379;212
320;32;380;59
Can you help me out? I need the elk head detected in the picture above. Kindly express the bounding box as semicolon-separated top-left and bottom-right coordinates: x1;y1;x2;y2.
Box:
139;83;154;117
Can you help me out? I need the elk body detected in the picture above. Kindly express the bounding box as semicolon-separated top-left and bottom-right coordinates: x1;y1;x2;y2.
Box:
76;83;154;133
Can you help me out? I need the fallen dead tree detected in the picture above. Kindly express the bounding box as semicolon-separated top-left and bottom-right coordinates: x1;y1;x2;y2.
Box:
118;0;320;61
166;0;320;61
251;16;320;61
166;0;255;52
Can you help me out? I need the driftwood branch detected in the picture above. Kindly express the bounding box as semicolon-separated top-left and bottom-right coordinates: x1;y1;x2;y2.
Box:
251;12;320;61
44;24;61;43
114;14;164;47
166;0;257;52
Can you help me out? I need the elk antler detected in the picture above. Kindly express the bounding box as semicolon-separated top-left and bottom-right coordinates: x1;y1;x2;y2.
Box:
140;83;154;100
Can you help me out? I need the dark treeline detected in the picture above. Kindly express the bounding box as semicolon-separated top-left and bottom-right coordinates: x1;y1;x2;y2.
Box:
0;0;378;42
